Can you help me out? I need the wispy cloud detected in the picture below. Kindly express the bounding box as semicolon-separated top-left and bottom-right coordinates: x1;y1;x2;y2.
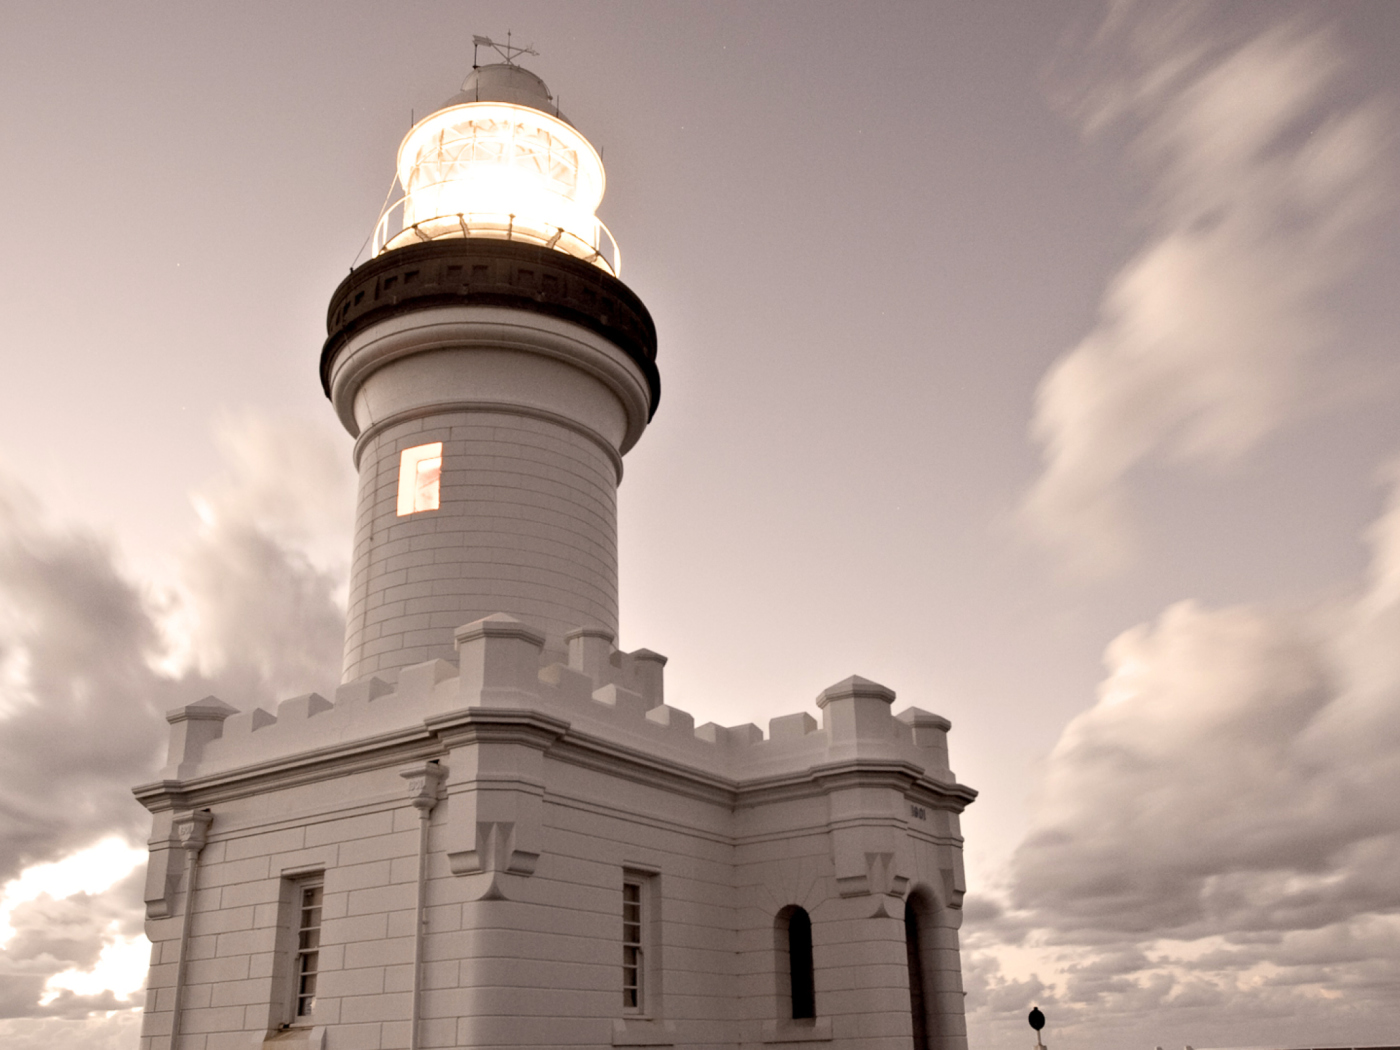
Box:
174;414;352;701
969;7;1400;1047
1021;5;1391;575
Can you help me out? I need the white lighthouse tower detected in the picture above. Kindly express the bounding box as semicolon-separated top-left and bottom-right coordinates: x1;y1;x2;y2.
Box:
325;57;656;679
136;51;976;1050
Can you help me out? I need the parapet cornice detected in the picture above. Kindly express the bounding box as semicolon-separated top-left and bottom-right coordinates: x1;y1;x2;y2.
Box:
133;706;975;818
133;722;443;812
423;706;571;750
735;758;977;812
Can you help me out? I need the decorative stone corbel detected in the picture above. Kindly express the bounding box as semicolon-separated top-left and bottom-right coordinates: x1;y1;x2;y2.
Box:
145;809;214;920
450;820;537;901
940;850;967;911
438;748;549;897
813;675;913;915
428;707;566;902
434;615;563;899
830;828;910;917
143;812;181;920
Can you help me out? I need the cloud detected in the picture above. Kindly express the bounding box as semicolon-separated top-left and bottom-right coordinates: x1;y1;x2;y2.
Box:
965;463;1400;1047
0;414;351;1030
0;1014;143;1050
0;839;145;947
1021;6;1391;575
174;413;353;701
974;13;1400;1044
0;864;148;1021
0;479;177;880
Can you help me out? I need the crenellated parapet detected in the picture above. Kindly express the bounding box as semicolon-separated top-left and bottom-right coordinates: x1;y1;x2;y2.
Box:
139;613;972;809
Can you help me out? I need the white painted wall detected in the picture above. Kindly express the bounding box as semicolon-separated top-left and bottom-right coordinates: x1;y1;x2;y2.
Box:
137;620;974;1050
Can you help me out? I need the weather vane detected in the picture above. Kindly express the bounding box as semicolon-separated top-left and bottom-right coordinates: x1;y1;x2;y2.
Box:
472;31;539;68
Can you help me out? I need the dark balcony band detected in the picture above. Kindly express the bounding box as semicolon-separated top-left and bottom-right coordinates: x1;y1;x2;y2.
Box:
321;238;660;416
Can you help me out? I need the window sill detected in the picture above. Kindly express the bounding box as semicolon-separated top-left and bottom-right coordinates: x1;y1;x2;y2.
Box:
258;1027;326;1048
611;1018;676;1046
762;1018;833;1043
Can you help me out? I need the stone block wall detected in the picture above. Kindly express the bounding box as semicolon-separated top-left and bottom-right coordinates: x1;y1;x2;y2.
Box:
343;408;620;681
138;616;975;1050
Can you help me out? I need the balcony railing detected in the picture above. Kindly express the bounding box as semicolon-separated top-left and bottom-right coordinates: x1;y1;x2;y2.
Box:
372;198;620;276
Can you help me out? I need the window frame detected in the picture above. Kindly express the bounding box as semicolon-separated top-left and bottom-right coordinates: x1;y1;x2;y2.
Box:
774;905;817;1022
905;894;931;1050
292;880;323;1022
396;442;443;517
787;907;815;1019
622;876;645;1014
275;872;325;1029
621;869;660;1018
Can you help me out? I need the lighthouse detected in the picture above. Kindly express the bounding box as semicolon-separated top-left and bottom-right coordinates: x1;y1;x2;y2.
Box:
136;52;976;1050
323;59;657;680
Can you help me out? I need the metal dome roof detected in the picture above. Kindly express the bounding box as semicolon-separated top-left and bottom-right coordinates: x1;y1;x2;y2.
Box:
438;63;570;124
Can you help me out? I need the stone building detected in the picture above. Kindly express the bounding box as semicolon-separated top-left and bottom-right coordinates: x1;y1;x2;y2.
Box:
135;58;976;1050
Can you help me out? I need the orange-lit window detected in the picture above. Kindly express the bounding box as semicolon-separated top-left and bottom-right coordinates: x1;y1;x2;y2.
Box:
397;443;442;516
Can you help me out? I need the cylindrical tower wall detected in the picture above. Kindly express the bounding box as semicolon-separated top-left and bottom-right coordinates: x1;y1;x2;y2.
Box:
322;240;658;683
342;407;620;680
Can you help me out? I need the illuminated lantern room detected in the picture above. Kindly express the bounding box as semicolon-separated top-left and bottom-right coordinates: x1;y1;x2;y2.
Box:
374;59;618;274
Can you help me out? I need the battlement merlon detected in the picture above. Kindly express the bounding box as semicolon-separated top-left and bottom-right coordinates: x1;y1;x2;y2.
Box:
134;613;976;815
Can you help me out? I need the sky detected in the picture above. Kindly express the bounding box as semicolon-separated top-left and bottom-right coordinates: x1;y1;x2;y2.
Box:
0;1;1398;1047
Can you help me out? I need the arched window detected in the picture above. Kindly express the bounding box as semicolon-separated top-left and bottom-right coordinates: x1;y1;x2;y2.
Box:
789;908;815;1019
774;906;815;1020
905;896;929;1050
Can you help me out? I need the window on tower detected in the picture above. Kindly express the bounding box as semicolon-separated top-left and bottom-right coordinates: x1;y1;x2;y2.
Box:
397;442;443;516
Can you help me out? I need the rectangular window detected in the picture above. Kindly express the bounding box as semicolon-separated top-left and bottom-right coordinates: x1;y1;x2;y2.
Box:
396;442;442;516
623;879;643;1012
272;871;325;1030
291;878;323;1021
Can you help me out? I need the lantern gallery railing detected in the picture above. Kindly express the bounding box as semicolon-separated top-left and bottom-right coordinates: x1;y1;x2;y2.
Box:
373;199;621;276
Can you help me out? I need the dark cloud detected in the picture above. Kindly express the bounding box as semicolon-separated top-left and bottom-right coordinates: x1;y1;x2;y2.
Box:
0;416;351;1027
0;481;175;878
